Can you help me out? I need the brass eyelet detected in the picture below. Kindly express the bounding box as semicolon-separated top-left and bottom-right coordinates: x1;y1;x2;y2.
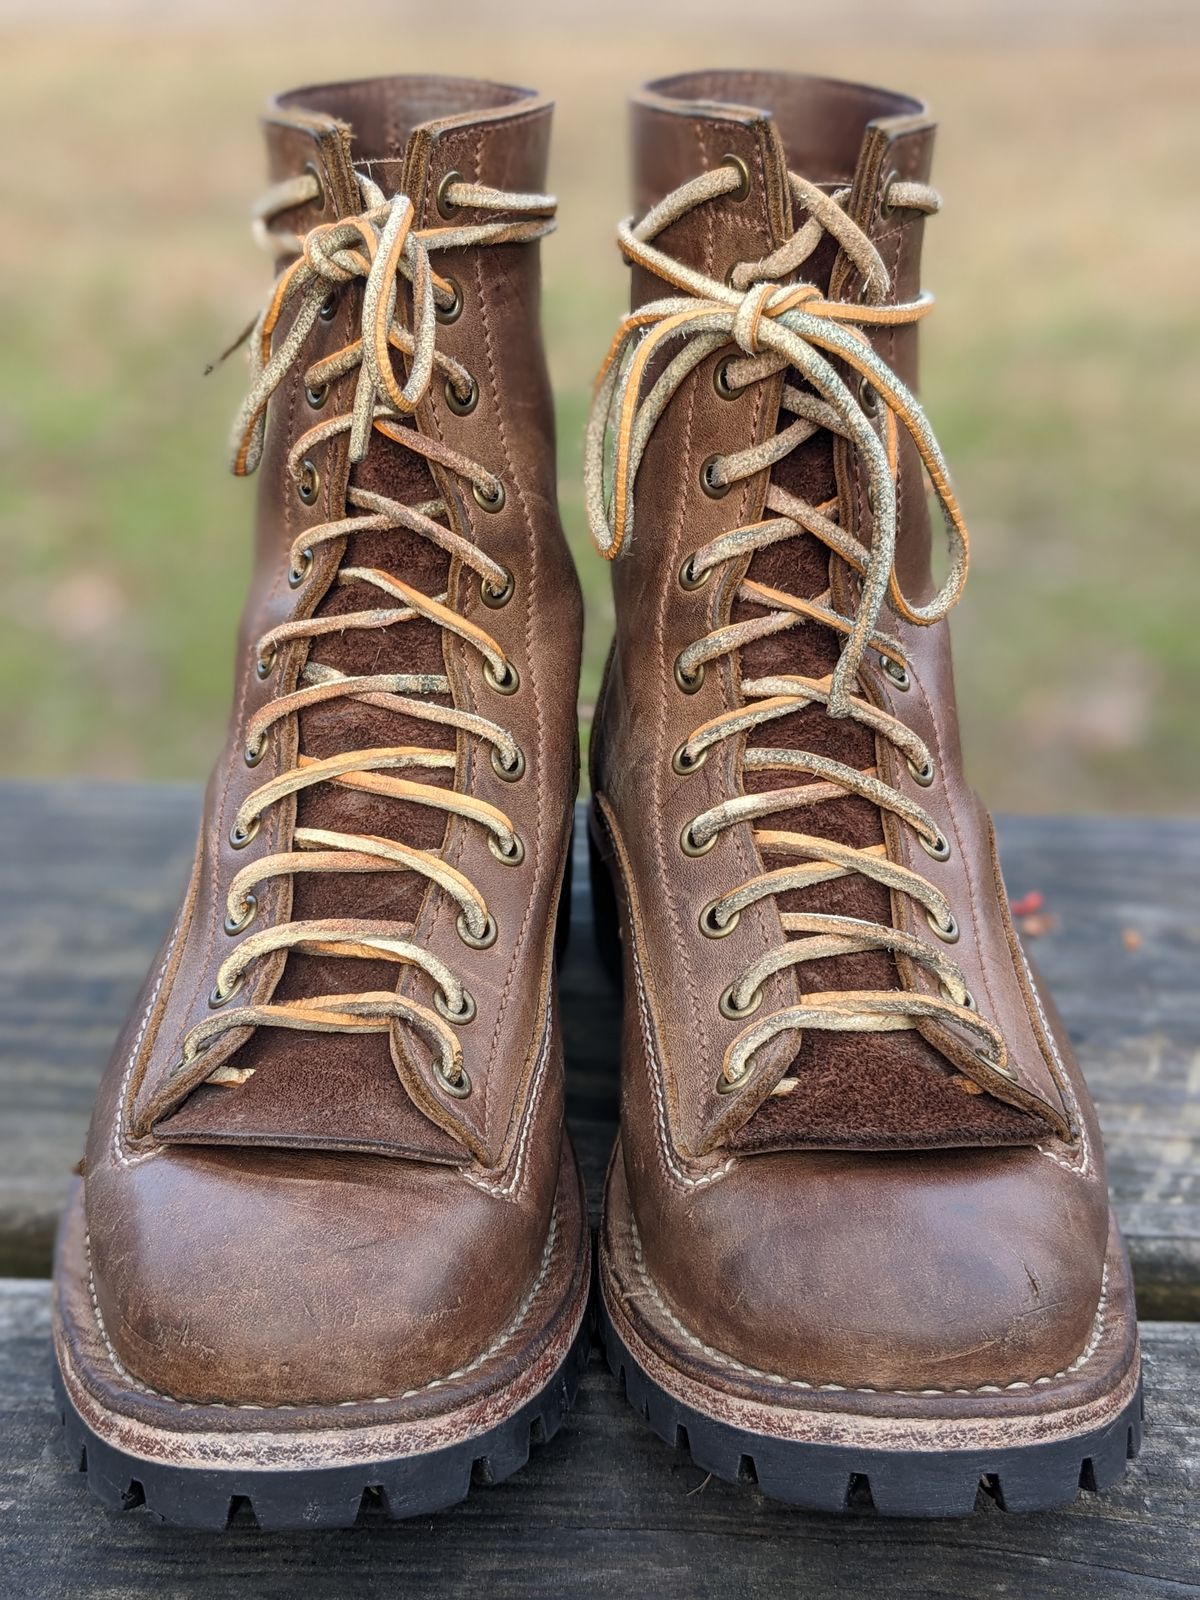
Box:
436;275;463;324
305;381;328;411
481;566;515;608
445;374;479;416
437;170;463;219
700;454;731;499
244;733;267;768
700;899;740;939
457;911;498;950
713;356;746;401
435;1061;472;1098
491;745;525;782
436;988;476;1026
678;553;711;591
484;658;519;695
858;376;881;417
318;288;338;322
673;745;707;778
223;894;257;936
719;983;762;1020
229;816;260;850
720;152;751;202
939;979;976;1011
297;459;320;506
920;830;951;862
489;832;525;867
680;818;715;856
716;1065;750;1094
926;907;960;943
303;160;327;213
674;656;705;694
881;654;911;690
976;1046;1018;1082
473;479;506;513
209;974;245;1009
255;645;277;680
288;549;313;588
907;754;935;787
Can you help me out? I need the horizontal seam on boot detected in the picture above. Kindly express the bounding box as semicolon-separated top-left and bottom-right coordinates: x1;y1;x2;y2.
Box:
626;1214;1110;1396
80;1204;558;1411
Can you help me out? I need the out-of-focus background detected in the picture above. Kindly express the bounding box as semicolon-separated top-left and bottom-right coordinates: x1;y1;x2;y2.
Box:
1;0;1196;809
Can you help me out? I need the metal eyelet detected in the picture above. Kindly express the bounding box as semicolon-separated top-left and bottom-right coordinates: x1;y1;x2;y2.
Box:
720;152;751;202
229;816;260;850
491;745;525;782
920;830;951;862
303;160;327;213
489;833;525;867
939;979;976;1011
437;170;463;219
674;656;705;694
436;275;463;324
457;912;498;950
481;566;514;608
926;907;960;943
719;983;762;1020
700;899;740;938
673;745;707;778
297;459;320;506
305;381;328;410
878;167;901;223
223;894;257;936
209;974;245;1009
445;374;479;416
881;654;911;690
976;1045;1018;1082
473;479;506;513
716;1065;750;1094
288;549;313;588
435;1061;472;1098
713;356;746;401
318;289;338;322
244;733;267;768
484;658;519;695
907;754;935;787
858;376;881;417
680;819;715;856
678;553;711;591
700;454;731;499
435;988;476;1026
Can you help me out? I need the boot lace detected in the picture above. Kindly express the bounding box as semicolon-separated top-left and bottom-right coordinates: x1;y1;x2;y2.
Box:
585;161;1013;1097
171;169;555;1104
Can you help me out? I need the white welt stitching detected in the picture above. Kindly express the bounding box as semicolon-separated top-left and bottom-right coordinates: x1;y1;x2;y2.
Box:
82;1205;559;1411
627;1215;1109;1395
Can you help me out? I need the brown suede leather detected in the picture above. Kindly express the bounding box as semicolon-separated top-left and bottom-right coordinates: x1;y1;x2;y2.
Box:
593;72;1135;1406
64;76;587;1415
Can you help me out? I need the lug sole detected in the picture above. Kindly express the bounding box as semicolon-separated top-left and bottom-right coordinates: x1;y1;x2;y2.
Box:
52;1312;591;1530
598;1264;1142;1518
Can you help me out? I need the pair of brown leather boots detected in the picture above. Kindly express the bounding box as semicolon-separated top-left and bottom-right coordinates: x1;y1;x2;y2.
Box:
53;70;1141;1528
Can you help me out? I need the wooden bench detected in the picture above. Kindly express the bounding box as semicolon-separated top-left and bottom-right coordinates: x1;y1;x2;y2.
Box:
2;782;1197;1593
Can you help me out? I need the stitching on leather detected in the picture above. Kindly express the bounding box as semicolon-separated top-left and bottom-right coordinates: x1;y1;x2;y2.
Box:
463;998;554;1198
81;1204;559;1411
627;1214;1110;1395
1022;946;1093;1177
113;923;181;1169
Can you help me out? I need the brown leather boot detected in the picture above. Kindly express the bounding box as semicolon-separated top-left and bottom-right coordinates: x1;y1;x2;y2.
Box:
588;71;1140;1515
52;75;589;1529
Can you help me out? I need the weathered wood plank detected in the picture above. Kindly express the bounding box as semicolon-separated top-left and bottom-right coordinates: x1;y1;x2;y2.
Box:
1;783;1198;1317
0;1281;1195;1597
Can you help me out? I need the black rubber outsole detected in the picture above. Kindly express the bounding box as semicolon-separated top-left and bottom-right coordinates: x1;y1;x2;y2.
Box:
53;1314;592;1530
599;1294;1143;1517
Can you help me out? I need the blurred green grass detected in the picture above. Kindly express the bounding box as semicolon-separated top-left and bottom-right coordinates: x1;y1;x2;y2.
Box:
1;2;1196;810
